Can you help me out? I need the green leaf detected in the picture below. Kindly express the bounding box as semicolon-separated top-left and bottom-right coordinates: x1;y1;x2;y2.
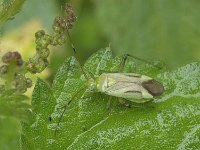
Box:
0;0;26;26
22;47;200;149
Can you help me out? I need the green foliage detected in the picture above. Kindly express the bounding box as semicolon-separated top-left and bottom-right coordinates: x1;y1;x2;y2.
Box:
0;0;26;26
0;90;30;120
0;118;21;150
21;48;200;149
95;0;200;68
0;90;31;149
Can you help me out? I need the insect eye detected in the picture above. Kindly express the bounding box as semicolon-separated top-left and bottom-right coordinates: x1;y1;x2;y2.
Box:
142;79;164;97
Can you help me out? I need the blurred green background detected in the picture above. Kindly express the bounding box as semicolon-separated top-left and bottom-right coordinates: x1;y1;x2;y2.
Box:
2;0;200;82
1;0;200;149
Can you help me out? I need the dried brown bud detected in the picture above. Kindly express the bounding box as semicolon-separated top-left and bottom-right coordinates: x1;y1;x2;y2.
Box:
0;65;8;74
2;51;23;66
35;30;45;39
26;56;48;74
53;17;66;30
65;3;77;29
26;78;32;88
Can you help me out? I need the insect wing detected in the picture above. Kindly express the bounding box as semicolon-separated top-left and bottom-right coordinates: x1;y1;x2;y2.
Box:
97;73;156;101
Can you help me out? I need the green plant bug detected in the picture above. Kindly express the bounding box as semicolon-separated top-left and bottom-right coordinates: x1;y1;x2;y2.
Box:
96;73;163;103
83;53;164;103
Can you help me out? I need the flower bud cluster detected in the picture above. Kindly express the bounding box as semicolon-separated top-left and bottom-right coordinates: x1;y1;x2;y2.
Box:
0;51;32;93
26;3;76;74
0;3;76;93
26;30;51;74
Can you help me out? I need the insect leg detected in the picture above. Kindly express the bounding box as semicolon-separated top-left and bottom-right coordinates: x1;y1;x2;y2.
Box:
54;85;87;136
119;98;154;108
119;54;162;72
98;69;118;75
106;97;113;113
118;98;131;108
131;101;155;108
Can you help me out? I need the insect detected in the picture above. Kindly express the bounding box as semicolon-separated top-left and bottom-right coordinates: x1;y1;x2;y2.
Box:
95;54;163;101
83;54;164;104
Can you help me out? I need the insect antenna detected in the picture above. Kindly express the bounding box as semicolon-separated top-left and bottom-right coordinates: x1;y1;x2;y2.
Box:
64;3;97;82
65;27;76;54
64;3;77;54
